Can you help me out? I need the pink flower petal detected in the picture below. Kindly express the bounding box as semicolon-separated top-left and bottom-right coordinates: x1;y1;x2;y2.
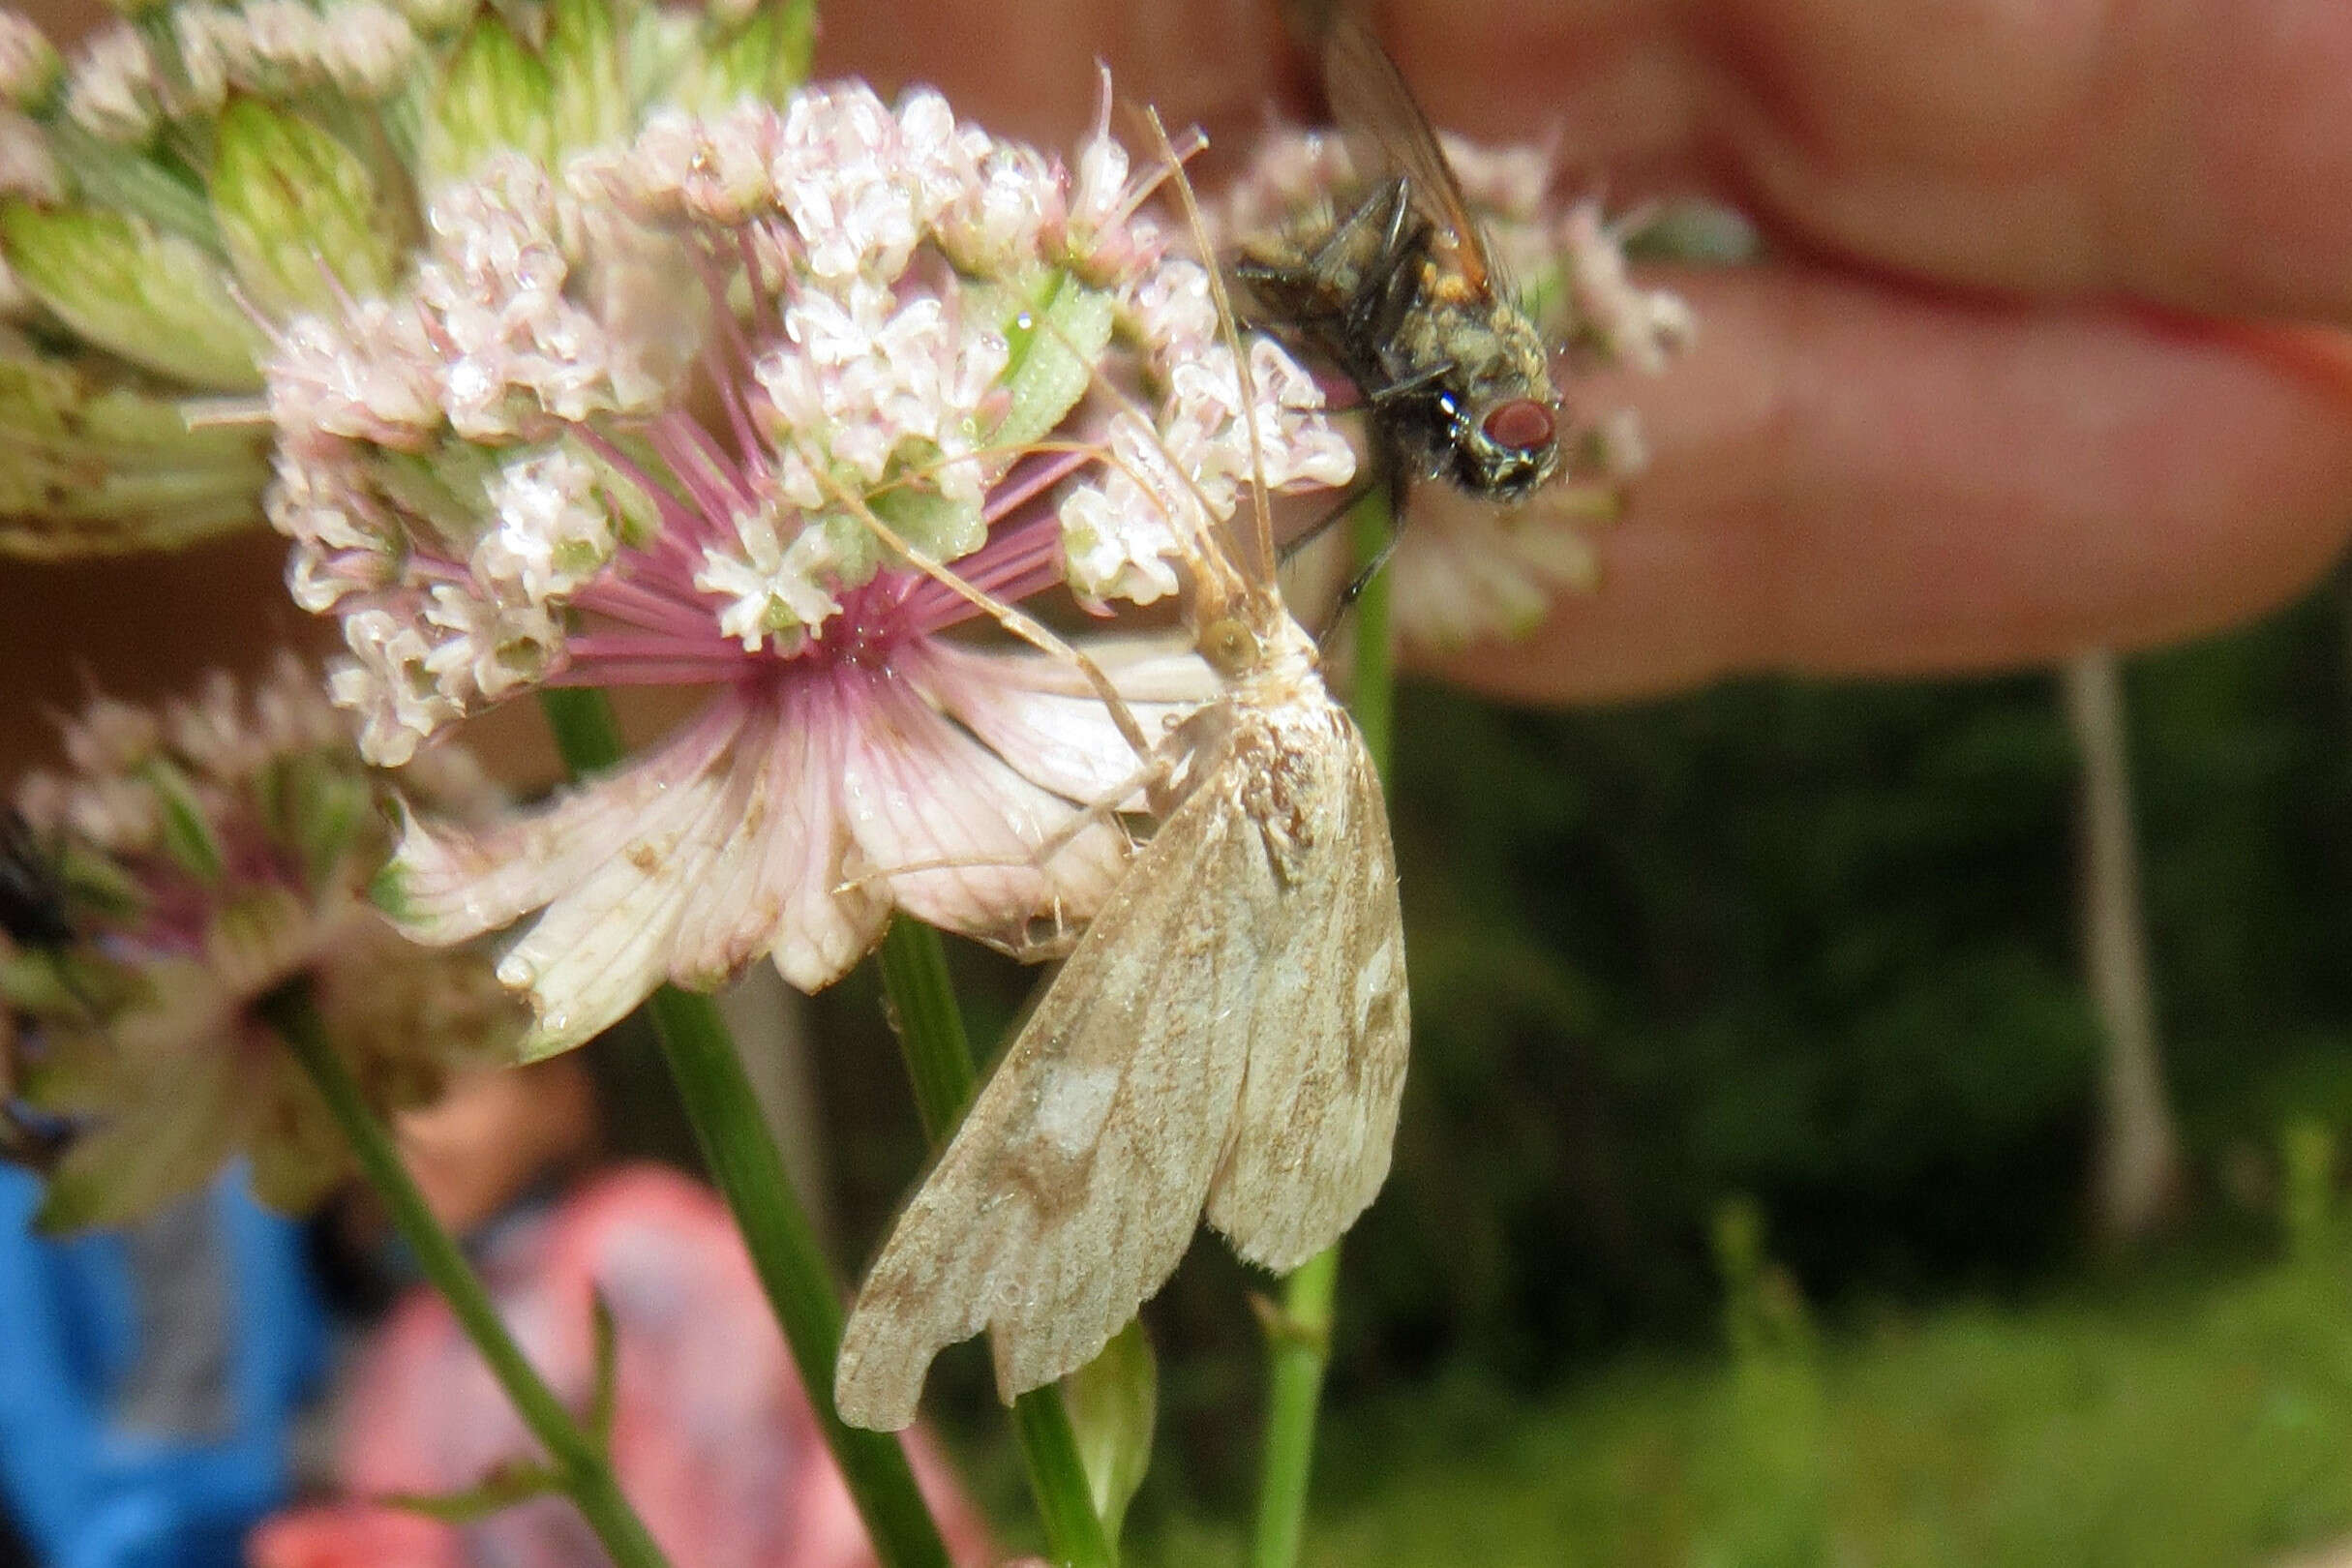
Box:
383;699;742;946
909;637;1215;807
837;668;1127;950
763;679;891;993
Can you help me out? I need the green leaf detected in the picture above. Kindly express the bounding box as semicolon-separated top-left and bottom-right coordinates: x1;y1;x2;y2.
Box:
991;269;1114;452
1061;1317;1158;1547
384;1461;565;1524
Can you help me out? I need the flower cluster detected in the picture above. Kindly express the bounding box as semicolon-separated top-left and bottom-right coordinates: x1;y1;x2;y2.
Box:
1219;128;1697;650
0;0;815;556
2;657;520;1230
281;83;1352;1054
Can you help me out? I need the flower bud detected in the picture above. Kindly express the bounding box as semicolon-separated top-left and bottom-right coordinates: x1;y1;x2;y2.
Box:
1062;1319;1157;1547
0;12;59;109
0;339;273;556
683;0;813;110
545;0;627;157
418;12;552;191
211;98;403;319
0;200;266;389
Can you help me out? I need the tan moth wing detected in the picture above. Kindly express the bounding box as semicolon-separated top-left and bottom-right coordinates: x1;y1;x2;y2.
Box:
833;676;1407;1432
1203;712;1405;1273
833;758;1258;1432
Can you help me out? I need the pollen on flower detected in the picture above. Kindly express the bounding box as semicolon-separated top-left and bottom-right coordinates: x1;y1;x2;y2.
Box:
694;500;843;652
265;75;1341;1049
473;444;619;604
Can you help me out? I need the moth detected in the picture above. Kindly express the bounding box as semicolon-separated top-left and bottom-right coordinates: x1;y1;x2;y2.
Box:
1234;18;1561;503
832;118;1410;1434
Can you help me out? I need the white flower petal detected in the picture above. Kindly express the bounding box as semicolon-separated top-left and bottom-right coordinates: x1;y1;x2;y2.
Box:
657;698;805;992
499;742;747;1058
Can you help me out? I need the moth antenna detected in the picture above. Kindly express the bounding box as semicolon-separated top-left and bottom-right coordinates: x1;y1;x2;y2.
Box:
1021;299;1253;617
820;479;1161;768
1144;106;1279;589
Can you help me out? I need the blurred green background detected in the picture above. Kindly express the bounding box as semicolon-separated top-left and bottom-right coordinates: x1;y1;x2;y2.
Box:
791;566;2352;1566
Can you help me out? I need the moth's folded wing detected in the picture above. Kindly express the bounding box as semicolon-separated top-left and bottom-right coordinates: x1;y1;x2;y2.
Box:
1205;731;1409;1273
833;788;1263;1432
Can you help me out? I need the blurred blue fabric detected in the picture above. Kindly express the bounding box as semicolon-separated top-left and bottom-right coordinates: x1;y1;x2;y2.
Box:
0;1167;327;1568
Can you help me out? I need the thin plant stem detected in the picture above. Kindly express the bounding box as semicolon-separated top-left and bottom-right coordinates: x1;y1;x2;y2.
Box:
256;980;671;1568
534;688;953;1568
1251;487;1396;1568
876;918;1118;1568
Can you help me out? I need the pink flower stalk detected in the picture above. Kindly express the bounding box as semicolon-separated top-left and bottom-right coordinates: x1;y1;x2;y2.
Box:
1218;127;1695;651
271;82;1354;1054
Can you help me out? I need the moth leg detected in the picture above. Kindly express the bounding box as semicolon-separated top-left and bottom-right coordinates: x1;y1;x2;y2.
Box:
1278;477;1378;567
828;484;1161;769
829;746;1169;899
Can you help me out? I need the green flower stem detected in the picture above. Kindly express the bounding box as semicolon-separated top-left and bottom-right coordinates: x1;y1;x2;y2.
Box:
876;918;1118;1568
534;688;952;1568
1251;489;1397;1568
1250;1246;1340;1568
257;980;670;1568
1342;493;1398;777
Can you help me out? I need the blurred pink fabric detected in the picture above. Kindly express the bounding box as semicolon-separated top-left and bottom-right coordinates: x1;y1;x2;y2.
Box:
251;1165;990;1568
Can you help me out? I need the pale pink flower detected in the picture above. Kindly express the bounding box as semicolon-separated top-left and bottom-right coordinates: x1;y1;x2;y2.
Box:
284;83;1352;1055
3;658;519;1229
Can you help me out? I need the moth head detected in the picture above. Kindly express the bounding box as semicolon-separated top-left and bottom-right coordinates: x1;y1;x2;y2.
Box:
1197;615;1261;678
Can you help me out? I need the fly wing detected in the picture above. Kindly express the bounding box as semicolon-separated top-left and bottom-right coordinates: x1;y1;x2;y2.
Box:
834;760;1276;1431
1204;711;1409;1271
1321;15;1495;295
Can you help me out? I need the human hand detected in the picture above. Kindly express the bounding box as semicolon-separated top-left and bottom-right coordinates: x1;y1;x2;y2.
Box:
833;0;2352;699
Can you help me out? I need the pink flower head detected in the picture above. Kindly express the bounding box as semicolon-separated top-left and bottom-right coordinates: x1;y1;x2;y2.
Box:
3;657;517;1229
273;81;1354;1055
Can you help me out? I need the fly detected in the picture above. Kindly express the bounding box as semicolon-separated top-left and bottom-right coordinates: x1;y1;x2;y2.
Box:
1233;16;1562;530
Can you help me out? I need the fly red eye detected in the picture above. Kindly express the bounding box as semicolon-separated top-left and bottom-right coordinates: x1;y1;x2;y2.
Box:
1480;399;1555;454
